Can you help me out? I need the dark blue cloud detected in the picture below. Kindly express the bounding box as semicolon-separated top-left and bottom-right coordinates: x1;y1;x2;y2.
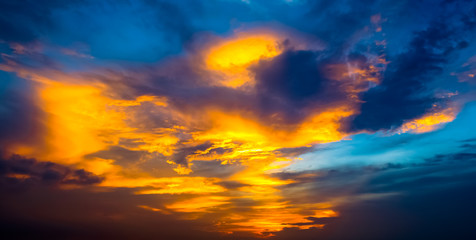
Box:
349;1;476;131
256;51;324;103
253;50;347;123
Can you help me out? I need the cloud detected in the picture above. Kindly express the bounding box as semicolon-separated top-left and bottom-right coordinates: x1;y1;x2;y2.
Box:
349;2;476;131
0;153;103;188
253;50;348;124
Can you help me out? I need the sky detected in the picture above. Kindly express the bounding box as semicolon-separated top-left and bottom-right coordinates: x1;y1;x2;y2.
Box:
1;0;476;239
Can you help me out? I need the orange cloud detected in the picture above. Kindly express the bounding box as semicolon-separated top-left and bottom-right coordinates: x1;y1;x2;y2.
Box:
205;33;282;88
399;107;458;134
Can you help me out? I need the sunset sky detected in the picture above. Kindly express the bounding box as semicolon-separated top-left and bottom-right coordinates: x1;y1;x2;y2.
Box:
1;0;476;239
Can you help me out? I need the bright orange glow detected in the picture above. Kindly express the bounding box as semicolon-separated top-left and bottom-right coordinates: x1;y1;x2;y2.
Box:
205;34;282;88
399;107;458;134
34;82;130;164
194;107;353;151
12;81;178;165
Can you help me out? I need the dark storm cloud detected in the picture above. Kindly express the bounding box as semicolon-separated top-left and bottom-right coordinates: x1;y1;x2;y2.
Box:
0;154;103;188
349;1;476;131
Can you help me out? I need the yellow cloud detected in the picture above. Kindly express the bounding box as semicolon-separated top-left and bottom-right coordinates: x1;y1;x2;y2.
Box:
205;33;282;88
399;107;458;134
